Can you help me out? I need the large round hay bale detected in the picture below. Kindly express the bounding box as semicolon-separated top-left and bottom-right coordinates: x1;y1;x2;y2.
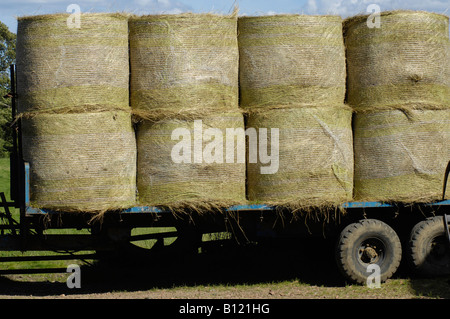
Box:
344;10;450;111
16;13;129;114
238;15;346;109
353;109;450;203
129;13;239;118
137;112;246;209
22;111;137;212
246;106;354;208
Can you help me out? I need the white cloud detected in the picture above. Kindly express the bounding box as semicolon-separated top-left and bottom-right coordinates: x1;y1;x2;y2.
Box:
131;0;192;14
308;0;318;14
305;0;450;17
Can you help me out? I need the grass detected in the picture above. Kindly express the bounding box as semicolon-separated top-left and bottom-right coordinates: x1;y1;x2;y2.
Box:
0;158;11;201
0;157;94;274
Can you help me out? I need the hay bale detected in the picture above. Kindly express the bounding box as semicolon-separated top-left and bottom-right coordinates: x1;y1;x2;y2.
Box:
22;111;137;212
129;13;239;118
16;13;130;114
238;15;346;109
246;106;354;208
137;112;246;209
353;109;450;203
344;10;450;111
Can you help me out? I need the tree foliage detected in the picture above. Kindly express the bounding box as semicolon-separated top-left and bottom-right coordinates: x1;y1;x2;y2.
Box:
0;20;16;157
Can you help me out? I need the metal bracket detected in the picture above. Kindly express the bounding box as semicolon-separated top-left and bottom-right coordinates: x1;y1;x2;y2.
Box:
0;192;18;236
444;215;450;247
443;161;450;201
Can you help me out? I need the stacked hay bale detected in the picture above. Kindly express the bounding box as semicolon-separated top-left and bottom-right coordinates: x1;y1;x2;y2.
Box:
21;112;136;212
345;11;450;202
16;13;136;212
238;15;354;209
129;13;246;209
16;13;130;113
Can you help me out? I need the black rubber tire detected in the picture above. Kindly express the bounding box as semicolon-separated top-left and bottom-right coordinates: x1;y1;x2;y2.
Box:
335;219;402;285
408;216;450;277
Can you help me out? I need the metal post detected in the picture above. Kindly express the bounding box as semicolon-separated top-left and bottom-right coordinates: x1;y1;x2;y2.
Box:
9;64;18;204
10;64;28;249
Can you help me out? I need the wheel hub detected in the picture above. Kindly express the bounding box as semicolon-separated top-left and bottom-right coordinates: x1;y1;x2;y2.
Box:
359;241;383;264
363;247;378;260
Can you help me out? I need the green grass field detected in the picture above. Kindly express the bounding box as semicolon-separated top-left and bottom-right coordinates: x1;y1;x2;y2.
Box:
0;158;13;203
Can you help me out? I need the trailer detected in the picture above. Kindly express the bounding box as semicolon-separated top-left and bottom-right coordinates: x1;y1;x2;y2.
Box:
1;64;450;285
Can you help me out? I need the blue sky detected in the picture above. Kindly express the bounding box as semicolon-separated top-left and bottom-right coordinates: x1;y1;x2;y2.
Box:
1;0;449;33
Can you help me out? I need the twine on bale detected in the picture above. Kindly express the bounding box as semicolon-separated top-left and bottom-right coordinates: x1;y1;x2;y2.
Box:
16;13;130;114
344;10;450;112
21;111;137;213
136;111;247;212
238;14;346;109
129;12;239;117
246;105;354;211
353;108;450;203
131;105;245;123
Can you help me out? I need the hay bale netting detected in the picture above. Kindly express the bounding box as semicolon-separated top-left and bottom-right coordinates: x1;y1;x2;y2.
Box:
22;111;137;212
344;11;450;111
353;109;450;203
246;106;354;208
16;13;130;113
238;15;346;109
137;112;246;209
129;13;239;118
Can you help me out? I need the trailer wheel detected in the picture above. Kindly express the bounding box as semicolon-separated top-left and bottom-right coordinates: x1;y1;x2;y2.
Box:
408;216;450;277
335;219;402;285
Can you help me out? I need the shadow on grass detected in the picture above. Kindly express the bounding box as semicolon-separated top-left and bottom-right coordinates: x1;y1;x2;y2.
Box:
0;237;346;297
1;237;449;298
407;275;450;299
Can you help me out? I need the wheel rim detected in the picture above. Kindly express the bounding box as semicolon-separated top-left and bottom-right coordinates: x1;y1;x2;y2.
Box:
357;237;386;266
426;235;450;265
